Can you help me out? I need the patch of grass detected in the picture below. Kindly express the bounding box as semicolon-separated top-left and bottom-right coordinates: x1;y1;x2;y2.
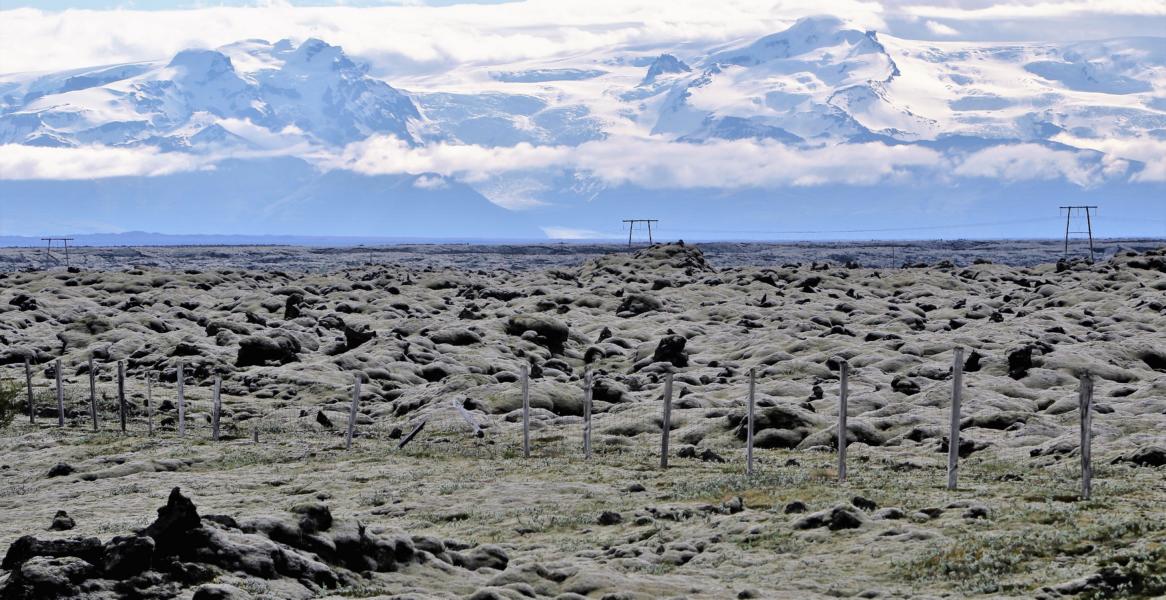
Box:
1082;540;1166;599
0;379;23;430
897;510;1166;594
740;528;807;555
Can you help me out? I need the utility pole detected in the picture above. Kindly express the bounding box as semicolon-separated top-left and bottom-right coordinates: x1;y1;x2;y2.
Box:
40;238;74;268
621;219;658;247
1060;206;1097;263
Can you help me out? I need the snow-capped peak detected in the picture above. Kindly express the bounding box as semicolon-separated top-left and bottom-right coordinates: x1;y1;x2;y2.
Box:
642;54;691;85
708;16;883;66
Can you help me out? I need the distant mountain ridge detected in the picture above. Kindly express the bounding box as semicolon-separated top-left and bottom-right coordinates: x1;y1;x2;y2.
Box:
1;17;1165;240
4;17;1165;152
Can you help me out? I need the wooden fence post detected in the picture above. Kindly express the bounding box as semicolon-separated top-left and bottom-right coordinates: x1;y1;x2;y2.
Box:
397;420;427;449
346;375;360;450
661;373;674;469
838;359;849;483
211;375;222;442
177;362;186;438
1080;371;1094;500
583;369;593;460
747;367;756;476
252;425;259;444
88;355;98;431
55;358;64;427
948;347;964;491
146;373;154;437
117;360;126;433
24;358;34;424
521;365;531;459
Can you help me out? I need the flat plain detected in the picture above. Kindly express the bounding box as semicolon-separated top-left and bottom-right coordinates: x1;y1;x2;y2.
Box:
0;240;1164;600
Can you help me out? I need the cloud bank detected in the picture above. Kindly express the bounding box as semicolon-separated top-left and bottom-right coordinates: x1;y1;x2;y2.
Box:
332;135;1139;194
3;0;1164;76
0;145;209;180
0;137;1137;198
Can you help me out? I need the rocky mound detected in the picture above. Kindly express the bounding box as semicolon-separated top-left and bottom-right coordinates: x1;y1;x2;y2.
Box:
579;241;715;282
0;488;507;600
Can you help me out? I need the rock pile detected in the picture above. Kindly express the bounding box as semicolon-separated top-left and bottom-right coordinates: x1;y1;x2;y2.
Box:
0;488;507;600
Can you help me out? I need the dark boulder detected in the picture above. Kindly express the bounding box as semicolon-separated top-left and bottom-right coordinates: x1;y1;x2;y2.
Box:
652;333;688;368
102;535;154;579
1;556;95;599
48;511;75;532
1113;446;1166;468
344;325;376;350
891;376;921;395
449;545;508;571
8;294;37;311
505;315;569;354
283;293;303;320
236;335;300;367
1008;346;1033;379
291;503;333;534
1;536;103;571
143;487;202;558
192;584;251;600
731;404;820;448
597;511;622;526
429;328;481;346
617;293;662;316
46;463;74;478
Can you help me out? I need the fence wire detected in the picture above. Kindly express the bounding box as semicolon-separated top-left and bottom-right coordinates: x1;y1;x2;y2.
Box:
2;353;1100;500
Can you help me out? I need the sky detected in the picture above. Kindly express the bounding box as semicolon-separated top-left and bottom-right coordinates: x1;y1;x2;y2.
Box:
0;1;1164;241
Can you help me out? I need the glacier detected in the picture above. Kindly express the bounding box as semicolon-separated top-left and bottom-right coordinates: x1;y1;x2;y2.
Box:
1;16;1164;239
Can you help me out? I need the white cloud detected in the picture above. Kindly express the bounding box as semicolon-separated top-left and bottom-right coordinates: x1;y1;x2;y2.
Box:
951;143;1127;187
900;0;1166;21
1050;134;1166;183
923;19;958;36
1;1;1163;78
334;135;571;182
334;135;945;192
412;174;448;189
0;135;1142;194
0;144;209;179
0;2;885;75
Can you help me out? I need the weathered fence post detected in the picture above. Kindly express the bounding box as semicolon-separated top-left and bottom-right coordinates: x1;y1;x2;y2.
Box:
838;359;849;483
252;425;259;444
660;373;674;469
146;373;154;437
948;347;964;491
56;358;64;427
177;362;186;438
397;420;427;449
521;365;531;459
747;367;756;476
1080;371;1094;500
583;369;593;460
24;358;34;424
87;356;98;431
211;375;222;442
117;360;126;433
346;375;360;450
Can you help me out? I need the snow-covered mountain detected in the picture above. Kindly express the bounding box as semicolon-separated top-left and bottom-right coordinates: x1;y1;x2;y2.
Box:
0;38;419;150
4;17;1164;153
1;17;1165;239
